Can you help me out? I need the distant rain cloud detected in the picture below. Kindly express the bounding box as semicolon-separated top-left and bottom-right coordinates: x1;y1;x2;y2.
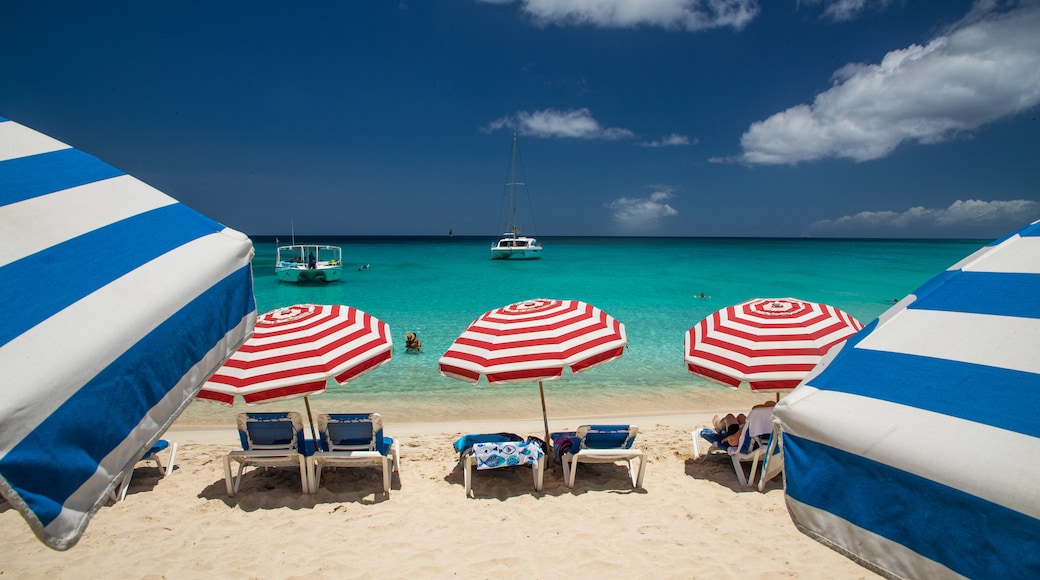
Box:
639;133;694;147
733;1;1040;165
486;108;634;140
807;199;1040;238
607;187;680;232
479;0;759;31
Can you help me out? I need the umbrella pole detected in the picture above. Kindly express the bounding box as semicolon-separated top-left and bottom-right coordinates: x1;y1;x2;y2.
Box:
539;381;550;449
303;396;319;452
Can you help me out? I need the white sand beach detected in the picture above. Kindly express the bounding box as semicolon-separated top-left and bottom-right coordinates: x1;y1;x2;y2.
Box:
0;405;879;579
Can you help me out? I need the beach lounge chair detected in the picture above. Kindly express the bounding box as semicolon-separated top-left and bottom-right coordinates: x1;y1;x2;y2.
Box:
224;412;310;497
552;425;645;488
112;439;178;501
692;405;775;487
453;433;545;497
308;413;400;495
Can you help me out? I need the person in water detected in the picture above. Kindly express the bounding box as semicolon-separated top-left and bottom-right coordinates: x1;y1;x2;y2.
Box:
405;331;422;352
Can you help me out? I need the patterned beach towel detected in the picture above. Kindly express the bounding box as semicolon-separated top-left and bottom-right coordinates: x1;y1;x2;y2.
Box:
472;441;544;470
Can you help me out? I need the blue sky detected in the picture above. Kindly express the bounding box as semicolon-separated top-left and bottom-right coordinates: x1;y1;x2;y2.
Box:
3;0;1039;238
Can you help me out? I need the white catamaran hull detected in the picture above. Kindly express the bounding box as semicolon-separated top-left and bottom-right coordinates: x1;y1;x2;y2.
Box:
275;264;343;282
491;236;542;260
275;244;344;283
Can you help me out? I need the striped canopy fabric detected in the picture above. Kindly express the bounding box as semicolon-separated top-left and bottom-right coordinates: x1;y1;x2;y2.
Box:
0;116;256;550
684;298;864;392
773;221;1040;578
198;304;393;405
438;298;627;385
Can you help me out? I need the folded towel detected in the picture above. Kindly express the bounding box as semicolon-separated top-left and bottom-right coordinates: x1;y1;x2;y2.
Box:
452;432;524;455
472;441;544;470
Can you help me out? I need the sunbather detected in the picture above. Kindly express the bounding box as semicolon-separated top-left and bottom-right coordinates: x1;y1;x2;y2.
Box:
708;401;776;446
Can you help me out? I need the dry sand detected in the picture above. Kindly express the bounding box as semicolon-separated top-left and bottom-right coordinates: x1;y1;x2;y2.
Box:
0;410;879;579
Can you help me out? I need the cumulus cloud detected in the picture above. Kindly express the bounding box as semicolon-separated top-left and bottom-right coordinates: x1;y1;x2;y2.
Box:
735;1;1040;165
478;0;759;31
485;108;634;139
807;199;1040;237
639;133;694;147
606;186;680;232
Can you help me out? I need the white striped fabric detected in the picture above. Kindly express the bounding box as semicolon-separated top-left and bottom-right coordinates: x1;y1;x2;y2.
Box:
684;298;864;391
198;304;393;405
0;116;256;550
773;220;1040;578
438;298;627;384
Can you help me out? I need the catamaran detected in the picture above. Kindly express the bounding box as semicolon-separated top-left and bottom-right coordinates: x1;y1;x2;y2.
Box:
491;129;542;260
275;243;343;283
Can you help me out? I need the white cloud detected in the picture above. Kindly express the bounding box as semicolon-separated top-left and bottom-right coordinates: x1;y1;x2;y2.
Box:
736;1;1040;165
800;0;893;22
639;133;694;147
606;186;680;232
479;0;759;31
485;108;634;139
807;199;1040;237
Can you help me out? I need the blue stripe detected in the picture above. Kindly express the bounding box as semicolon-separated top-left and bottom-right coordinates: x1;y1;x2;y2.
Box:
989;220;1040;245
809;344;1040;439
0;116;8;122
0;203;224;348
0;148;125;206
0;265;254;526
784;434;1040;578
910;270;1040;319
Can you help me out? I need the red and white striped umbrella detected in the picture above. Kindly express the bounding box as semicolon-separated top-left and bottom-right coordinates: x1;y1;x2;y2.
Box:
439;298;627;442
198;304;393;405
684;297;863;392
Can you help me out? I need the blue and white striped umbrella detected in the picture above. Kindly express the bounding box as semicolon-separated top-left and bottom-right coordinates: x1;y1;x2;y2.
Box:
773;220;1040;578
0;116;256;550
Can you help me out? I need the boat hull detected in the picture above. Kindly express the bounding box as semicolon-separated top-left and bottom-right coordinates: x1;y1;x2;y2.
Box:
491;235;542;260
276;265;343;283
491;247;542;260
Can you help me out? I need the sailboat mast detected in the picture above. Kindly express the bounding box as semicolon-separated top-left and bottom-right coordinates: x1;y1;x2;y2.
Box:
509;128;519;235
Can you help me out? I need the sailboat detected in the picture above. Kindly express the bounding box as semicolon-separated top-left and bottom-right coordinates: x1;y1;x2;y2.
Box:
491;128;542;260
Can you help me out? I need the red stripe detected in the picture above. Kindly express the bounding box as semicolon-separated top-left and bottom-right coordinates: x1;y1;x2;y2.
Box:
487;367;564;383
195;389;234;405
687;364;741;388
437;363;481;383
334;349;392;383
748;379;801;391
242;381;327;404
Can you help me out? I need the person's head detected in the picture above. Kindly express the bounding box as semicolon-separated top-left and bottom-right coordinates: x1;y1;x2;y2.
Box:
406;332;416;341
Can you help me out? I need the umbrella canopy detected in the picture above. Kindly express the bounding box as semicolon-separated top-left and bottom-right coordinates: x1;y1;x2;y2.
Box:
773;222;1040;578
684;297;864;391
0;116;256;550
438;298;627;442
198;304;394;405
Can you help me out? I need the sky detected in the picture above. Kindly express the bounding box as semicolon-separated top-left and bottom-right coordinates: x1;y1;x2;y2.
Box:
2;0;1039;238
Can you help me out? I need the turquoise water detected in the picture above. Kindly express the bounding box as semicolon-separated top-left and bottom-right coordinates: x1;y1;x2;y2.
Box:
180;236;988;425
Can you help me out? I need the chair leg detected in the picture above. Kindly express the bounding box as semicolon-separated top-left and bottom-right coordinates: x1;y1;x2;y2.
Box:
568;456;580;487
731;455;749;486
298;456;309;494
635;456;647;488
224;457;237;497
532;456;544;491
381;457;391;494
164;442;178;476
308;458;320;493
463;456;474;497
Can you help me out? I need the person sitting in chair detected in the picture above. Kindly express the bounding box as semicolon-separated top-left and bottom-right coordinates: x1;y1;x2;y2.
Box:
707;400;776;447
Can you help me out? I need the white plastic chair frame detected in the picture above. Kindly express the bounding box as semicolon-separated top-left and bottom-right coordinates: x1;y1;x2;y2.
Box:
224;412;310;497
461;447;545;497
112;440;178;501
561;425;646;489
691;407;776;488
308;413;400;495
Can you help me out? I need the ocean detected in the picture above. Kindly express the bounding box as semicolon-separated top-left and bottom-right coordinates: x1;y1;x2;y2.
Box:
179;236;988;426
